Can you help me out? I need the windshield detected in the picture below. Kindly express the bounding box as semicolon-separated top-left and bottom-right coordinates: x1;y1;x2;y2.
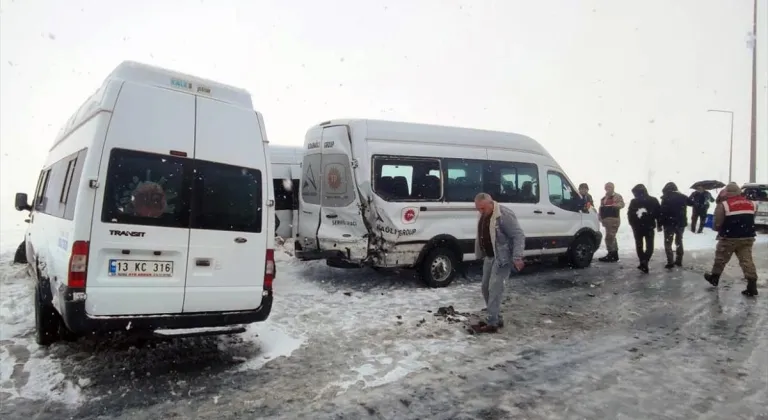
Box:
742;186;768;202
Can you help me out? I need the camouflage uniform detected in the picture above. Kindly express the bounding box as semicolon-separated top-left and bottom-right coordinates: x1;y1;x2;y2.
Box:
598;190;625;262
711;238;757;280
704;183;758;297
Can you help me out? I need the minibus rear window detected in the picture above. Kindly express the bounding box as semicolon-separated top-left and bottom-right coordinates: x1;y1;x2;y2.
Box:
101;148;190;228
191;161;263;233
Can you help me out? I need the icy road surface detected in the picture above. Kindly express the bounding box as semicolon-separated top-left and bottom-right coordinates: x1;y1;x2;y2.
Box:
1;229;767;420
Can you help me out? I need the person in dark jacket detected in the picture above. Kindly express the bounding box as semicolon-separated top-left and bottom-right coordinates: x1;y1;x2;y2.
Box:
688;186;714;233
627;184;661;273
659;182;688;268
578;183;594;211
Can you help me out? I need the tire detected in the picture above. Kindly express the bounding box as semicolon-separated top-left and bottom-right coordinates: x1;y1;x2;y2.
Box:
35;285;61;346
13;241;27;264
568;235;596;269
419;247;459;288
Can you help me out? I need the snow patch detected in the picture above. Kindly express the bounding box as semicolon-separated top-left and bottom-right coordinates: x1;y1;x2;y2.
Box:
237;323;305;371
0;346;17;398
18;350;82;406
329;341;457;395
0;256;34;340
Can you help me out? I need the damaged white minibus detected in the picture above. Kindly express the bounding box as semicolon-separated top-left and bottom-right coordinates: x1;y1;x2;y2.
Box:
295;119;602;287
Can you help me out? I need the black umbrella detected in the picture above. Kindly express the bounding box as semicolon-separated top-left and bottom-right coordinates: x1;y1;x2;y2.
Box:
690;180;725;190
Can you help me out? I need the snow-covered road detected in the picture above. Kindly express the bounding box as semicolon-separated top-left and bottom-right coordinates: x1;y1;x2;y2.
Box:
1;228;767;419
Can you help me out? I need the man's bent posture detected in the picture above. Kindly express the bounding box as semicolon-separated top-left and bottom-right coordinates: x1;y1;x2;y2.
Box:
472;193;526;334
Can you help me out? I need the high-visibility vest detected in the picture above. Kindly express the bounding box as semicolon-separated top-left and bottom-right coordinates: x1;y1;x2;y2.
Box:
720;195;756;238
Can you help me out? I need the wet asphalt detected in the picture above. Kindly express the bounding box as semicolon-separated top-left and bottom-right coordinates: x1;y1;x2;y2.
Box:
2;241;767;420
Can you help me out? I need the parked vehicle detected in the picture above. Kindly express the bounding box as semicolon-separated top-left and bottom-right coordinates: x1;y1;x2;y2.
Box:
14;61;276;346
269;145;302;239
742;183;768;230
294;119;601;287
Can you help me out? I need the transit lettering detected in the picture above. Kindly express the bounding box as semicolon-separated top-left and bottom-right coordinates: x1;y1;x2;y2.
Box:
110;229;146;237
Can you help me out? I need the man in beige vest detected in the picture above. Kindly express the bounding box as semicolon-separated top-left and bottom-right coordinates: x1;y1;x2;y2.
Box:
598;182;625;262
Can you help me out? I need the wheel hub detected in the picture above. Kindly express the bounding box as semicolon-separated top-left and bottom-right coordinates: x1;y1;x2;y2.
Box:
430;256;452;282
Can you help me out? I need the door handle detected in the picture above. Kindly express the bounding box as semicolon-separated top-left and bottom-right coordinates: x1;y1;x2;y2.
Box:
325;214;338;219
419;206;427;211
195;259;211;267
547;211;556;215
533;210;543;214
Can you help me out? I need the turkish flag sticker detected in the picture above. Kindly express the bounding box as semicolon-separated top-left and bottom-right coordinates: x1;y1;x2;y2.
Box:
401;207;419;224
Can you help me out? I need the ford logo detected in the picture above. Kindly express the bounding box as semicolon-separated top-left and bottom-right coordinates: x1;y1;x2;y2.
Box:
234;237;247;244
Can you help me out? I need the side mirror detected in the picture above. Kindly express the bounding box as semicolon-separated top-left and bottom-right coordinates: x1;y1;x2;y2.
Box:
15;193;32;212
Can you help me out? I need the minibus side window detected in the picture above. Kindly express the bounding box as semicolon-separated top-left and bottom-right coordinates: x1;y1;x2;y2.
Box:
372;156;442;201
33;169;51;211
486;161;540;204
546;171;581;212
442;159;484;202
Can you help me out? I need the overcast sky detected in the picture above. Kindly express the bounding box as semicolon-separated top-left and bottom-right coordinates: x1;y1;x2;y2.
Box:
1;0;766;234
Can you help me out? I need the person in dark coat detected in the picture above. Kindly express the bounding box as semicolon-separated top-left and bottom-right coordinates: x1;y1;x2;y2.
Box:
627;184;661;273
578;183;594;211
659;182;689;268
688;186;714;233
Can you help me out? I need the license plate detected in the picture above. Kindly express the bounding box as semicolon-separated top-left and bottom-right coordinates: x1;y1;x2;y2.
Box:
108;260;174;277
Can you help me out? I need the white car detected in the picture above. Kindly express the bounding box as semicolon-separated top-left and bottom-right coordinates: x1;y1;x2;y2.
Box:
741;183;768;229
294;119;601;287
14;61;276;346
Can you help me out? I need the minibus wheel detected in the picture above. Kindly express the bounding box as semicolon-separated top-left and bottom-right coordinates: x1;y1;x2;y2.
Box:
419;247;458;288
568;235;595;268
35;285;61;346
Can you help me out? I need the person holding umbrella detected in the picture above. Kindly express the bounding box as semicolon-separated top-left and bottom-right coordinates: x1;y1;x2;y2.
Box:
689;187;714;233
688;180;723;233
